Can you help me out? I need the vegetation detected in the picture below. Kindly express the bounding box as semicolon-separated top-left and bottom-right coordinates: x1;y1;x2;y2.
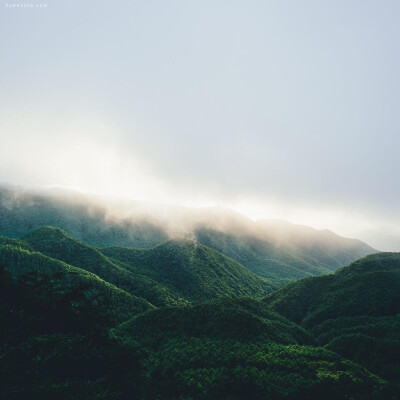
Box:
0;265;146;399
101;240;274;302
0;224;398;399
194;226;375;282
0;242;153;322
194;228;330;281
134;339;389;400
0;266;392;399
114;298;315;348
23;227;188;308
264;253;400;387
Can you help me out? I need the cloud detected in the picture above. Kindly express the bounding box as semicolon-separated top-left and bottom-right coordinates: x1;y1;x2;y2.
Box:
1;0;399;250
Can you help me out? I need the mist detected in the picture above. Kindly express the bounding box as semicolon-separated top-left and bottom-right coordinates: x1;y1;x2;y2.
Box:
1;1;399;251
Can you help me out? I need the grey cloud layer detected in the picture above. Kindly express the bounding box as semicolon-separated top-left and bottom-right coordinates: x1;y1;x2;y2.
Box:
0;0;399;250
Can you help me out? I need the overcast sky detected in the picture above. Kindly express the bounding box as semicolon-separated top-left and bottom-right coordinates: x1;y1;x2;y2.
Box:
1;0;399;250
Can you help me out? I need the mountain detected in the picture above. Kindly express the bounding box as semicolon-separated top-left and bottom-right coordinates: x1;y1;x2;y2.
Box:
0;262;146;399
114;298;315;347
264;252;400;384
0;186;377;284
194;222;375;281
194;227;332;281
0;186;168;248
112;298;390;400
0;227;397;399
0;237;153;322
101;239;275;302
264;252;400;326
22;227;188;308
14;226;273;305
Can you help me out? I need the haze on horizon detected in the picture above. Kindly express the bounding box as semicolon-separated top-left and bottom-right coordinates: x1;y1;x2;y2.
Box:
1;1;399;251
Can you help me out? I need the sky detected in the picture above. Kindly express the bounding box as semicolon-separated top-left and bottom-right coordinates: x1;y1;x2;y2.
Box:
1;0;399;251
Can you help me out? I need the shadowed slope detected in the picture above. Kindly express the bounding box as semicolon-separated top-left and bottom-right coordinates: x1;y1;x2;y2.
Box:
114;298;314;347
23;227;188;308
0;239;153;322
112;297;390;400
264;252;400;327
264;252;400;385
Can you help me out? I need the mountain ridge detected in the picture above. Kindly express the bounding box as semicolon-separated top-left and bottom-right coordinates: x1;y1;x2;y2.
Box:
101;238;275;302
0;186;377;284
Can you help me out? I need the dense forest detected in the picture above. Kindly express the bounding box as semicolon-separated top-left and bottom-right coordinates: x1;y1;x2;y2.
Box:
0;222;399;399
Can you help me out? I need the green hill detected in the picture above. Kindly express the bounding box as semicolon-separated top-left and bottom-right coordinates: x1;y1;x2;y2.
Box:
0;240;153;322
264;252;400;384
112;298;390;400
114;298;315;347
264;252;400;326
0;263;147;399
23;227;188;308
194;228;330;282
101;239;275;303
194;225;375;282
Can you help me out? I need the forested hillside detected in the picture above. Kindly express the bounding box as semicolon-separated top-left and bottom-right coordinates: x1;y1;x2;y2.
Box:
23;227;272;303
22;227;189;308
0;187;168;248
194;224;375;281
264;253;400;385
0;227;398;399
112;298;390;400
101;239;275;301
0;237;153;322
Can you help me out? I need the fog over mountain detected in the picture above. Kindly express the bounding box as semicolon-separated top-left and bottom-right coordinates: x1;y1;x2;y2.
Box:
0;186;377;289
